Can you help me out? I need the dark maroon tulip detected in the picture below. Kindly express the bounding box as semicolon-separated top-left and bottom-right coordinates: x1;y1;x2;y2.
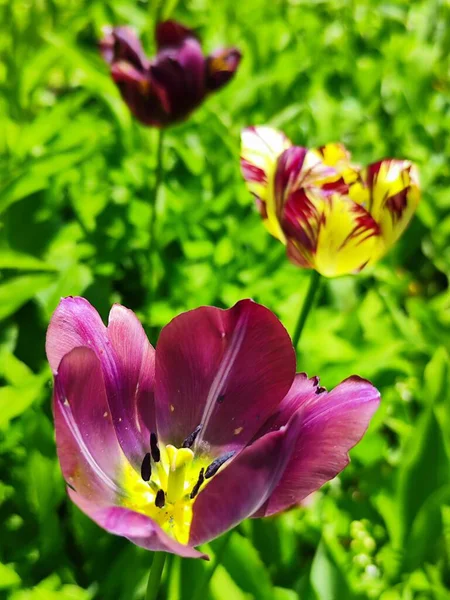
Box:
100;20;242;127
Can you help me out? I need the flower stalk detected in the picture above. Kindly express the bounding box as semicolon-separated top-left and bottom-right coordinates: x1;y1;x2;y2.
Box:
292;270;321;351
146;551;167;600
147;128;164;322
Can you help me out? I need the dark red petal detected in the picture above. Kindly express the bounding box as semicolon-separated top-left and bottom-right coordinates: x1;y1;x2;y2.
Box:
69;493;207;559
100;26;148;70
150;37;206;123
46;298;156;470
255;376;380;516
54;347;124;503
205;47;242;91
189;412;302;546
155;300;296;455
155;20;197;50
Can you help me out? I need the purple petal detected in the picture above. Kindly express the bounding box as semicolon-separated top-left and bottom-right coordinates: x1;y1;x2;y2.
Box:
155;20;196;50
69;492;207;559
150;37;206;123
258;372;322;432
54;347;124;503
255;376;380;517
46;297;156;470
100;26;148;70
189;411;302;546
110;62;170;127
155;300;296;455
205;47;242;91
107;304;157;443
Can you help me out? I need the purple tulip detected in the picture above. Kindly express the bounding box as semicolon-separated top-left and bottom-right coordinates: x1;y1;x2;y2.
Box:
46;297;379;558
99;20;242;127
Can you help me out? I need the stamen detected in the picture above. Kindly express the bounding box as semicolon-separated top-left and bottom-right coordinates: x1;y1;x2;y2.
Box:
141;452;152;482
315;386;326;394
217;395;225;404
190;468;204;499
155;489;165;508
205;451;235;479
150;432;160;463
182;424;203;448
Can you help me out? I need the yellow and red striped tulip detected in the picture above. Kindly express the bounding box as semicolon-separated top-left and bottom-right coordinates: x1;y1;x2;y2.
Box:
240;126;420;277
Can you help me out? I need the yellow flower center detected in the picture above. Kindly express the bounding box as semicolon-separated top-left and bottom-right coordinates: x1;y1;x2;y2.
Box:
119;435;218;545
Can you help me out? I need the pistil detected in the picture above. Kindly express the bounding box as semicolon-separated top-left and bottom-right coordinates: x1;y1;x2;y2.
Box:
166;445;194;504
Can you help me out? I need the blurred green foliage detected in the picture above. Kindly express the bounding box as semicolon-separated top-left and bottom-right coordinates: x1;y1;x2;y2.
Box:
1;0;450;598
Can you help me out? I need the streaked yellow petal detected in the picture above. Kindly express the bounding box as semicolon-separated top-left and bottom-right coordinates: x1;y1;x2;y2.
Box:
286;190;381;277
240;126;292;203
241;126;292;241
314;194;381;277
310;142;361;187
351;160;420;260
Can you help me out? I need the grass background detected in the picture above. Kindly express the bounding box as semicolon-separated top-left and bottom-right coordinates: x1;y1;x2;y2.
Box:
1;0;450;598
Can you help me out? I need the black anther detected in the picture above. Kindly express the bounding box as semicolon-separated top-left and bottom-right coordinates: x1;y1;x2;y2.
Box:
155;489;165;508
217;395;225;404
150;432;160;463
182;424;203;448
141;453;152;482
190;468;205;500
205;451;235;479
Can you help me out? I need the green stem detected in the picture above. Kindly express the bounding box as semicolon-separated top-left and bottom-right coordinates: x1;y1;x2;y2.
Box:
292;270;321;350
146;552;167;600
147;128;164;322
193;531;233;600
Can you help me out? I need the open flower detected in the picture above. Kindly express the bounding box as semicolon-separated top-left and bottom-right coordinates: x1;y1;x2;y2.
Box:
100;20;241;127
241;126;420;277
46;297;379;558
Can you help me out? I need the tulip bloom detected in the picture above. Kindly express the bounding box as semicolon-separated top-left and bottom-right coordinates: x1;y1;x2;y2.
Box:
100;20;241;127
46;297;379;558
241;126;420;277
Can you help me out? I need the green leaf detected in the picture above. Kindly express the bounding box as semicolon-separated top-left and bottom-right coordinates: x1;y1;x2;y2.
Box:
0;274;55;321
0;249;56;271
220;532;274;600
0;562;21;590
423;346;449;406
310;539;355;600
397;407;450;546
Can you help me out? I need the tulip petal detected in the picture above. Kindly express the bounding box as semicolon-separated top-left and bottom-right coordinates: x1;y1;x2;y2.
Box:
240;126;292;239
155;300;296;455
155;20;196;50
284;189;381;276
313;142;360;188
100;26;148;70
107;304;157;447
69;492;207;559
150;37;206;122
255;376;380;517
258;373;322;433
54;347;125;503
353;159;420;257
189;411;301;546
110;62;170;127
46;297;156;471
205;48;242;91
